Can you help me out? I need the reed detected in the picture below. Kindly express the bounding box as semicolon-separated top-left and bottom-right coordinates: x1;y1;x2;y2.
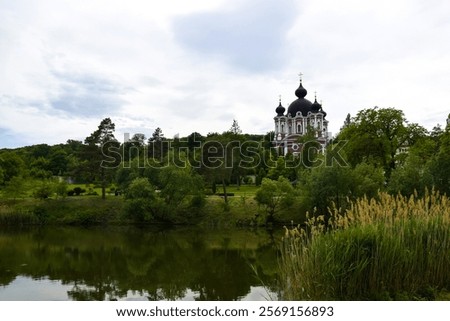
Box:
0;205;37;226
280;190;450;300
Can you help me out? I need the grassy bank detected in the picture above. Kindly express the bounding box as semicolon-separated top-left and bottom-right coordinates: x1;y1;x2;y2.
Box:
0;189;304;227
0;197;124;226
280;190;450;300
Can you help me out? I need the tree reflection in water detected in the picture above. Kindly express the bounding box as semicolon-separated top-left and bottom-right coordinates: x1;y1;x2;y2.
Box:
0;227;280;300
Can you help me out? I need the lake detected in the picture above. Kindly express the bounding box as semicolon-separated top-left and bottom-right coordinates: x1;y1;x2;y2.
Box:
0;226;281;301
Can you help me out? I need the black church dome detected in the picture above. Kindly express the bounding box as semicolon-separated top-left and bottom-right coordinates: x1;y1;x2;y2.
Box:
311;97;321;112
287;82;312;117
275;100;285;116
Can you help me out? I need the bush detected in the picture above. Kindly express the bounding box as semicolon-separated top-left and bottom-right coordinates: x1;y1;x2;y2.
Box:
34;182;54;200
123;199;154;223
123;178;158;223
72;187;86;196
33;206;49;224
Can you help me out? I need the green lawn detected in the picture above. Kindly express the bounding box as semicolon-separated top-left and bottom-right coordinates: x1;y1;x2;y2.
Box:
215;185;258;196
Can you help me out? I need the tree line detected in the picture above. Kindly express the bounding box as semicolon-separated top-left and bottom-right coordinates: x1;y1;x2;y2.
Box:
0;109;449;224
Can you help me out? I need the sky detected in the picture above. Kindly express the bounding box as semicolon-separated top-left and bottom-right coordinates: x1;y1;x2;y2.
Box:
1;0;450;148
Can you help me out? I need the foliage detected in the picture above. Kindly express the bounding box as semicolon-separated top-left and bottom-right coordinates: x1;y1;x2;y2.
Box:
389;154;433;196
228;119;242;135
429;126;450;194
0;227;278;300
255;177;295;224
2;176;27;201
337;107;427;179
123;177;159;223
55;181;68;199
280;191;450;300
298;160;384;219
83;118;120;199
33;180;55;200
0;152;25;183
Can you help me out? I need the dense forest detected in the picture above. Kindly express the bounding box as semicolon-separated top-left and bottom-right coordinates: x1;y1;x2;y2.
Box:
0;107;449;226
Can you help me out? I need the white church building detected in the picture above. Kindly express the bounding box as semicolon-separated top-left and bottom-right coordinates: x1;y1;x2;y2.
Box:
273;78;329;155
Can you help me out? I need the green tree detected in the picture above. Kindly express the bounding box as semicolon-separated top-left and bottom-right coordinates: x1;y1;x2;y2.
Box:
300;163;354;213
429;125;450;194
0;167;4;186
124;177;159;222
389;154;432;196
55;181;68;199
29;157;52;179
148;127;167;161
123;133;146;161
33;180;55;200
200;133;235;204
353;162;385;198
49;147;68;176
228;119;242;135
2;176;27;202
337;107;424;179
0;152;26;183
255;177;295;224
266;156;296;181
84;118;120;199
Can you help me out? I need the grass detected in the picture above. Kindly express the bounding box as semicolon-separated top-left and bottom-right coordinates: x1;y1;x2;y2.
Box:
218;185;259;196
0;197;123;226
0;183;304;227
280;190;450;300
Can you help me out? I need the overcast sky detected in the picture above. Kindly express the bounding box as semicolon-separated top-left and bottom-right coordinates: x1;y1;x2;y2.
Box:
1;0;450;148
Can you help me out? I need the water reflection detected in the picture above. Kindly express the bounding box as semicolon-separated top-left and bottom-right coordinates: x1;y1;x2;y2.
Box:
0;227;280;301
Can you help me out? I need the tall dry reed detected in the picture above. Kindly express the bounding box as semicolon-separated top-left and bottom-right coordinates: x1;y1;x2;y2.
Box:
280;190;450;300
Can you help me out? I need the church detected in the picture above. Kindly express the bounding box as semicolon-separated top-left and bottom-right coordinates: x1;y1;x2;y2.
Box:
273;77;329;155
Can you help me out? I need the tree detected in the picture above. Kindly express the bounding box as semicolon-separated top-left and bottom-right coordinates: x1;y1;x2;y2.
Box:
200;133;236;204
49;147;68;175
429;125;450;194
2;176;27;202
352;162;385;198
300;163;355;213
84;118;120;199
29;157;52;179
255;177;295;224
148;127;167;161
33;180;55;200
124;177;159;222
228;119;242;135
0;167;4;186
0;152;26;184
337;107;424;179
388;154;432;196
123;133;146;161
267;156;296;181
158;165;205;220
343;113;352;128
55;181;68;199
187;132;204;151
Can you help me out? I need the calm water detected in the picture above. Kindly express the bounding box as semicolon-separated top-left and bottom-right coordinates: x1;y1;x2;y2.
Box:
0;226;281;301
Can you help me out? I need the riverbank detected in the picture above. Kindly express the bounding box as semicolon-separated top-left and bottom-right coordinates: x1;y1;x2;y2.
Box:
0;193;305;227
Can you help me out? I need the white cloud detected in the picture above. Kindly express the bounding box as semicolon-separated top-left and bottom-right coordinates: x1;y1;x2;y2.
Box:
1;0;450;148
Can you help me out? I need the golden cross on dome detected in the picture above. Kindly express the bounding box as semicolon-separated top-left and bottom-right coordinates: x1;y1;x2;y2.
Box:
298;72;303;82
278;94;282;103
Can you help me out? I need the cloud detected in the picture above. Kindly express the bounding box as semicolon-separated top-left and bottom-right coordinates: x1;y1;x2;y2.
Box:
1;0;450;148
0;127;26;149
173;0;298;73
49;71;129;117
